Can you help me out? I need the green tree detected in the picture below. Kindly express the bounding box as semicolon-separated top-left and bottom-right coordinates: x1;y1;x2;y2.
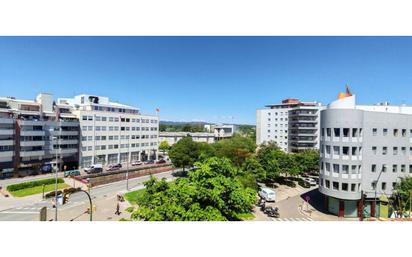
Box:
130;157;256;221
297;149;320;174
168;136;201;172
159;140;171;155
242;157;266;182
213;135;256;166
256;142;284;180
393;176;412;215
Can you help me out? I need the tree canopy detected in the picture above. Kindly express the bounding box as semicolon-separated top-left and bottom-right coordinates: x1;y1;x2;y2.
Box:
168;136;202;171
130;157;256;221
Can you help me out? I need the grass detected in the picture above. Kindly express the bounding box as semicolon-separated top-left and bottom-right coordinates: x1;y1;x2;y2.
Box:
9;183;69;197
235;212;255;221
124;188;146;205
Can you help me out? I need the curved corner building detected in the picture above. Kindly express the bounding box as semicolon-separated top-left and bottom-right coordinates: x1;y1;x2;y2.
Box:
319;91;412;218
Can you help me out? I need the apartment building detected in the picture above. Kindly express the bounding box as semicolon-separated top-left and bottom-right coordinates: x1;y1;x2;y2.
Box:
0;94;80;178
159;132;215;146
58;95;159;168
319;89;412;218
256;98;324;152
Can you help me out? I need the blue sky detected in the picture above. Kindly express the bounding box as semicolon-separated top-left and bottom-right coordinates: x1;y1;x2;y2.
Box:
1;36;412;124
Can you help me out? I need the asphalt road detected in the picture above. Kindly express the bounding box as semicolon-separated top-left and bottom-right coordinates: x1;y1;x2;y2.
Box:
0;170;177;221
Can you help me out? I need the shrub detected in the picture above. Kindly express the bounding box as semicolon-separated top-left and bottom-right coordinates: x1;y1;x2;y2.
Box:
45;190;63;198
125;207;135;213
7;178;65;192
63;187;82;194
298;180;311;188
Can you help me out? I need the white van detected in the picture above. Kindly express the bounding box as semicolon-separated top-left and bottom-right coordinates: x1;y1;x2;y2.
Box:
84;164;103;174
259;188;276;202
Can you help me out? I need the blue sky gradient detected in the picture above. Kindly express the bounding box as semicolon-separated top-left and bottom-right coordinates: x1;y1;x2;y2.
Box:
1;37;412;124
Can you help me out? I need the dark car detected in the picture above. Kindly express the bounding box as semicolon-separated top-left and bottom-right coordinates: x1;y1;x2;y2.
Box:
156;159;167;164
145;160;155;165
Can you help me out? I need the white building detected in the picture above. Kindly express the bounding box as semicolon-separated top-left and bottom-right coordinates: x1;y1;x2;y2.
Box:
159;132;215;146
58;95;159;168
213;124;239;140
256;98;324;152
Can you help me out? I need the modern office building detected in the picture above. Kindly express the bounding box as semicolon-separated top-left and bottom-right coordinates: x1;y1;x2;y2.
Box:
159;132;215;146
58;95;159;168
213;124;239;140
0;93;80;178
319;88;412;218
256;98;324;152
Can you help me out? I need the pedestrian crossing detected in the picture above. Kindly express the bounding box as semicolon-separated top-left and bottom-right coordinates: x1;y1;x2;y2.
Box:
272;217;314;221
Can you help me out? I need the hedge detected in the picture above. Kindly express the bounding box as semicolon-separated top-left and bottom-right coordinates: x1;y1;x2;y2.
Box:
7;178;65;192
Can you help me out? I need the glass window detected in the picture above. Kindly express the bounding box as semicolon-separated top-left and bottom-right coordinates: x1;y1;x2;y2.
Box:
351;184;356;192
342;165;349;174
352;147;357;156
381;182;386;191
401;165;406;172
402;129;407;137
325;180;330;188
382;147;388;155
393;129;399;137
352;128;358;137
326;128;331;137
351;165;357;174
333;164;340;173
343;128;350;137
332;182;339;190
393;147;398;155
372;128;377;136
326;145;331;154
342;147;349;156
401;147;406;155
334;128;340;137
372;146;377;155
383;128;388;136
372;182;376;190
392;164;398;173
333;146;340;155
342;183;348;191
382;165;387;173
371;164;376;172
325;163;331;172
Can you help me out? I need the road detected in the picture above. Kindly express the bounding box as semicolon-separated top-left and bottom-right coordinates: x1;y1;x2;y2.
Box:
0;170;177;221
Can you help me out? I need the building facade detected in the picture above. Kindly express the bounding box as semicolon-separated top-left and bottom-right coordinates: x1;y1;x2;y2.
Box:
159;132;215;146
58;95;159;168
213;124;239;140
256;98;324;152
319;91;412;218
0;94;80;178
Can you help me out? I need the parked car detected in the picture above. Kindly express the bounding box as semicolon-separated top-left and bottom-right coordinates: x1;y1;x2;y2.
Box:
64;169;81;177
303;177;317;187
84;164;103;174
107;163;122;171
258;188;276;202
131;161;143;166
145;159;155;165
156;159;167;164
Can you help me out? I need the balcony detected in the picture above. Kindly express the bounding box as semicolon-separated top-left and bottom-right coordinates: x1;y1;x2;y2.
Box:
20;141;45;147
51;148;78;155
57;139;79;145
50;130;79;136
0;129;14;135
0;140;14;146
20;150;45;157
20;130;45;137
0;151;14;158
19;120;46;126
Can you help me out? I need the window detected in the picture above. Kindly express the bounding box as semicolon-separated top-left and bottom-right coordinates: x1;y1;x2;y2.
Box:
402;147;406;155
393;147;398;155
382;147;388;155
342;165;349;174
351;184;356;192
351;165;357;174
88;116;93;121
325;180;330;188
352;128;358;137
333;164;340;173
381;182;387;191
332;182;339;190
410;165;412;173
383;128;388;136
82;116;88;121
352;147;357;156
343;128;350;137
342;183;348;191
334;128;340;137
372;182;377;190
325;163;331;172
382;165;387;173
326;145;331;154
333;146;340;155
371;164;376;173
372;146;377;155
401;165;406;173
392;182;397;190
393;129;399;137
402;129;407;137
392;164;398;173
326;128;331;137
321;128;325;137
372;128;377;136
342;147;349;156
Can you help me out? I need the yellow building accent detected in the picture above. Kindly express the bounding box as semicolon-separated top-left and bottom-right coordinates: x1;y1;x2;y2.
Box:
337;85;353;99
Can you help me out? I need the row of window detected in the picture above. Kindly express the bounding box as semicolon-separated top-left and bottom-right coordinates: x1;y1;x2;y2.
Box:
372;146;412;156
321;162;361;174
81;126;158;131
267;111;288;116
371;164;412;173
372;128;412;137
321;179;360;192
82;142;157;151
267;130;288;134
321;145;362;156
90;105;139;114
81;115;157;124
267;118;288;122
321;128;362;138
267;123;288;128
82;134;158;141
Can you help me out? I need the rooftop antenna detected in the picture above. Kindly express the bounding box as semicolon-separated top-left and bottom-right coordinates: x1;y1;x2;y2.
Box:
345;84;352;96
